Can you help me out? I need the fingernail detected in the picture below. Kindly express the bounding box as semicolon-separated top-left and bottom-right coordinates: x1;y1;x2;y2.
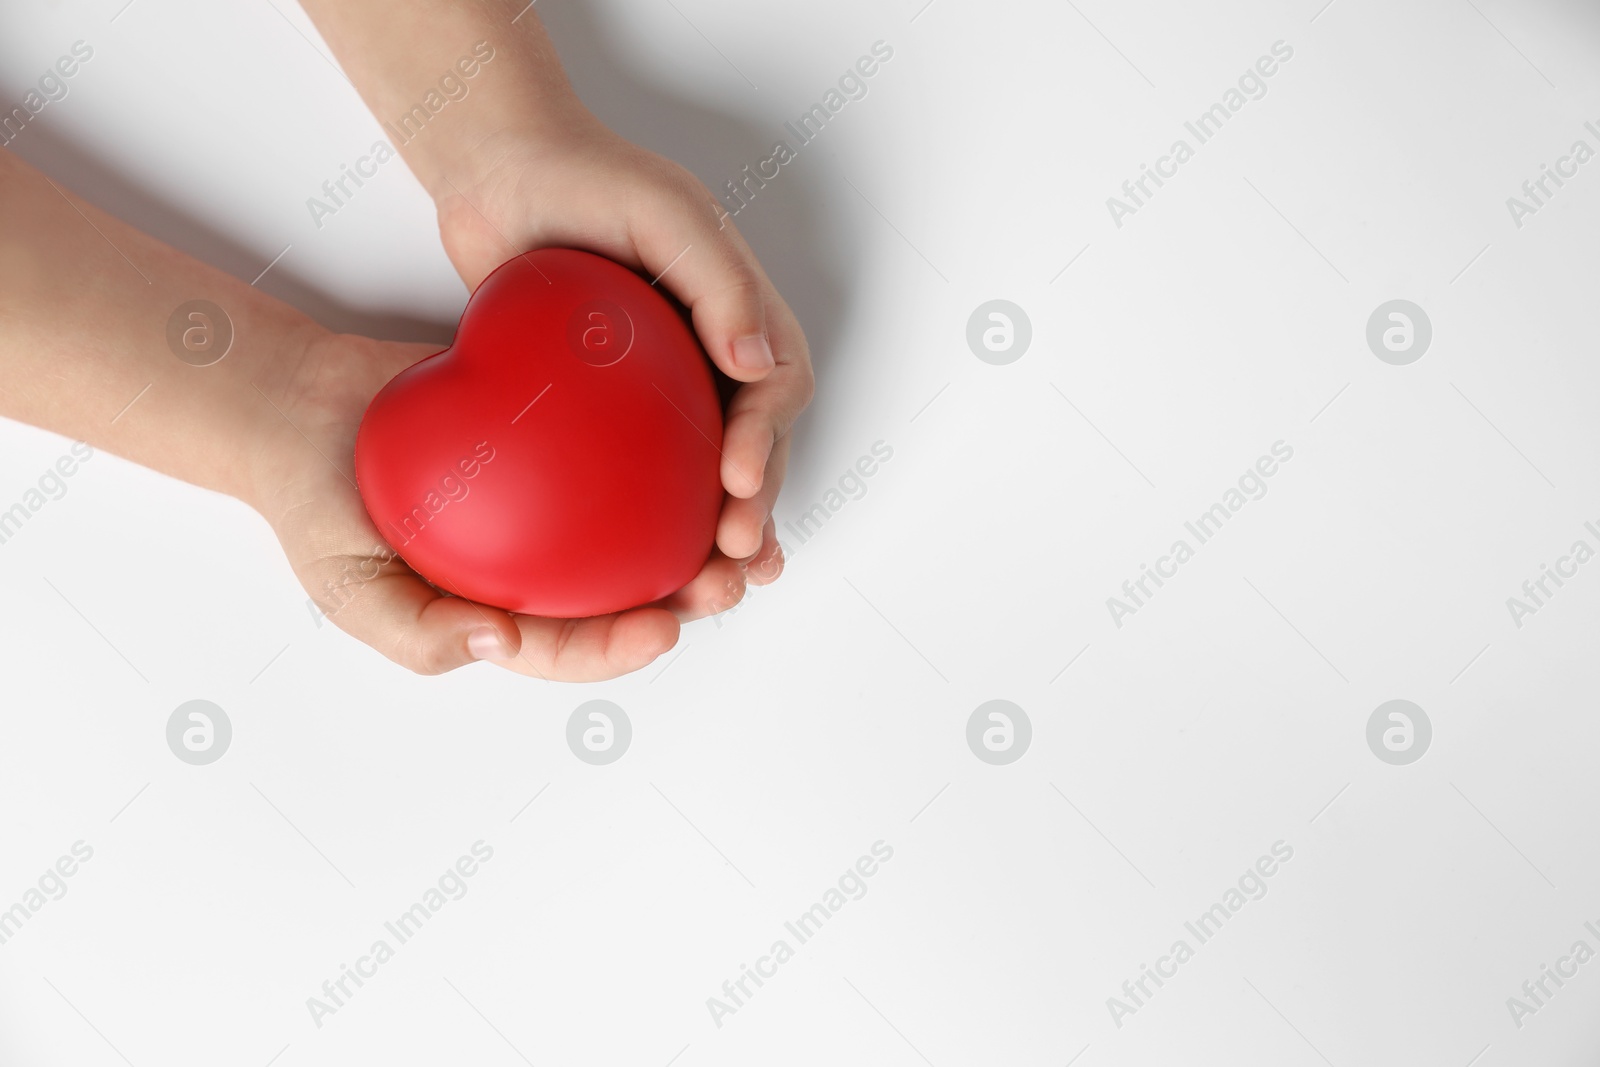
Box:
468;626;507;660
732;334;774;371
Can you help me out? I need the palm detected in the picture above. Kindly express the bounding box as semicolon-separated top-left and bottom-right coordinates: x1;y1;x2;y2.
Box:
257;333;734;680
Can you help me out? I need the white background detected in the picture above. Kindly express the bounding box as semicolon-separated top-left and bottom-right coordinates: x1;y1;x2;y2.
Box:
3;0;1600;1064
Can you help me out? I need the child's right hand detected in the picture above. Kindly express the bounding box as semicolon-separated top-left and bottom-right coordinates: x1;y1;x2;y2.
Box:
430;111;811;588
249;330;749;680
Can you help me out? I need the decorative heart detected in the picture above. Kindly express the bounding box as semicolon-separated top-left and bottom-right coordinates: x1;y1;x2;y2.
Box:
354;248;723;619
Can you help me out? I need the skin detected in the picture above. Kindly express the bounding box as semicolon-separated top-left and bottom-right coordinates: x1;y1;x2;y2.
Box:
0;4;813;681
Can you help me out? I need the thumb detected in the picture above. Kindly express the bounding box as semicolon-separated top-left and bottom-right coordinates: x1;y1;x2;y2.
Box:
639;203;776;384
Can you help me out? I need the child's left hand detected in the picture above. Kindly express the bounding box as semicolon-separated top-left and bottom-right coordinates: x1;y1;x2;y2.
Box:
251;330;752;679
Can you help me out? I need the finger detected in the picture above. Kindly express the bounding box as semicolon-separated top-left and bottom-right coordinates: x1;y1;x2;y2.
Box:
651;548;748;622
631;180;777;384
718;434;789;559
484;607;680;682
744;517;785;587
720;362;809;500
716;300;811;498
317;559;523;676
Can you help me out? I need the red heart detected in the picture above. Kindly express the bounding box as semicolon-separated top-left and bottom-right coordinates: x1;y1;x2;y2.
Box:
354;248;723;619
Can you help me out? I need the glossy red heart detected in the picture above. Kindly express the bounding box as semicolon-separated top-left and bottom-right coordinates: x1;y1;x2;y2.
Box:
354;248;723;619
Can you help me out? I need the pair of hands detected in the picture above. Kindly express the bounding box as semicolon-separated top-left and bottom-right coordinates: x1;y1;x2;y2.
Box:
252;111;813;681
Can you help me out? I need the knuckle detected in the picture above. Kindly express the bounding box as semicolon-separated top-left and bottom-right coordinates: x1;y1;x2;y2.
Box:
645;158;706;204
671;162;711;200
750;553;783;584
396;631;454;677
795;361;817;407
718;573;748;611
717;272;765;315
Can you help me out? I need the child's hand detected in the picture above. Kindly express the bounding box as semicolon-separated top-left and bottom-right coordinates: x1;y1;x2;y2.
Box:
292;0;814;620
250;331;749;679
430;110;814;591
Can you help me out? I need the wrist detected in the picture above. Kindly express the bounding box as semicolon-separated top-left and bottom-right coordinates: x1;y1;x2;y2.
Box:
428;95;611;207
236;320;337;519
